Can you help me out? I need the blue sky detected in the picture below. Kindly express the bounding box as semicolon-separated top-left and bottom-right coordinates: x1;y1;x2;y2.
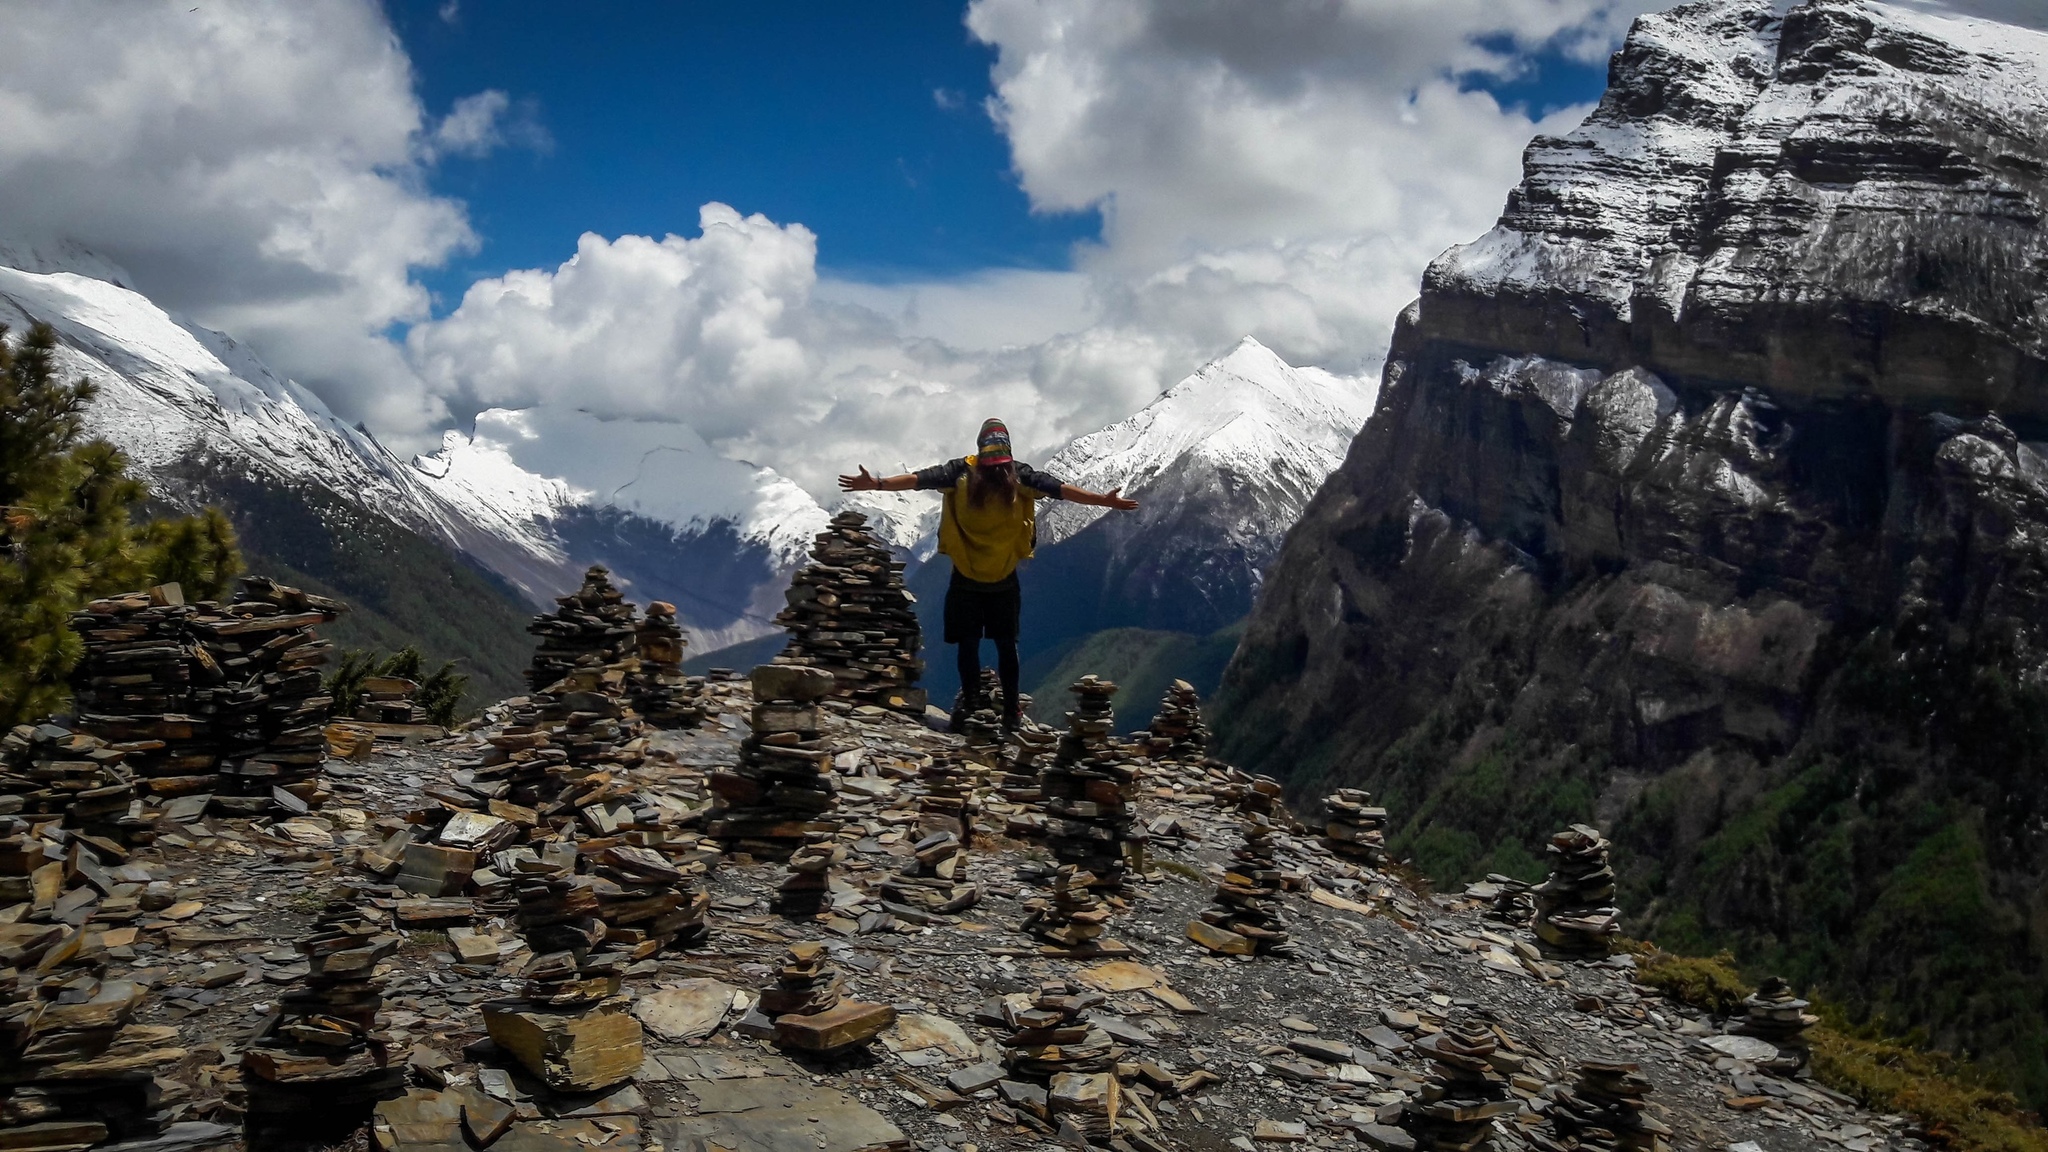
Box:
0;0;1652;485
388;0;1610;314
388;0;1100;309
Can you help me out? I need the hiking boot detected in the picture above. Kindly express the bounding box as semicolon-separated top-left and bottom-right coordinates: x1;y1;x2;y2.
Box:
948;698;979;735
1001;709;1022;734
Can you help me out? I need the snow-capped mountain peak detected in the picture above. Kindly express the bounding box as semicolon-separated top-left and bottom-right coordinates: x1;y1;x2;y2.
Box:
1037;335;1377;545
0;249;832;650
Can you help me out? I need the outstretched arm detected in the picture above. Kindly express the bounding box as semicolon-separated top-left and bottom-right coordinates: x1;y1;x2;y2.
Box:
838;466;917;492
1060;483;1139;511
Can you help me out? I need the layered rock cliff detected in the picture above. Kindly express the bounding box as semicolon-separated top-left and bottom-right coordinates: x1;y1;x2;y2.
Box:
1216;0;2048;1102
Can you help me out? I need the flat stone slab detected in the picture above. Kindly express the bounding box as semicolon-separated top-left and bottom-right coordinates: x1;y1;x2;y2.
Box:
1075;960;1165;993
664;1076;910;1152
880;1013;978;1061
1702;1034;1780;1062
633;978;738;1042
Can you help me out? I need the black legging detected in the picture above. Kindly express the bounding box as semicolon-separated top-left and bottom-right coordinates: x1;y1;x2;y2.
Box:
957;637;1021;716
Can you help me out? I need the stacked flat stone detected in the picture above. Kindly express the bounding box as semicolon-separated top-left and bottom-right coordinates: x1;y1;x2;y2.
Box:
1040;676;1141;887
1403;1011;1517;1151
761;941;896;1057
242;889;404;1150
526;565;638;693
1322;788;1388;864
998;729;1053;803
474;722;569;810
0;724;143;844
0;876;176;1150
1145;679;1208;762
1000;980;1116;1080
1537;1059;1669;1152
352;676;425;724
879;830;979;915
1534;825;1621;955
771;834;844;917
1486;874;1535;926
1187;814;1293;957
955;669;1006;746
773;510;925;712
628;601;705;729
522;673;641;775
482;865;644;1094
203;577;345;801
708;665;838;859
1733;977;1817;1073
589;843;710;956
67;586;214;797
70;579;345;805
915;749;978;834
1018;865;1112;949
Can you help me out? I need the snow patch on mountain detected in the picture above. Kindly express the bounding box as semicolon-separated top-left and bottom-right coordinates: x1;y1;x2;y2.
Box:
0;264;439;525
1037;336;1377;546
410;407;829;570
0;252;831;647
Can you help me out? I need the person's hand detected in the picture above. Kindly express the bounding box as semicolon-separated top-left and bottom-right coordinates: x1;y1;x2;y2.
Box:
838;466;878;492
1103;487;1138;511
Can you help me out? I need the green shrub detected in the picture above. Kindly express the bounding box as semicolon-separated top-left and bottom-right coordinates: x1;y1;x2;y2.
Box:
1634;948;1751;1017
1811;1024;2048;1152
0;322;243;725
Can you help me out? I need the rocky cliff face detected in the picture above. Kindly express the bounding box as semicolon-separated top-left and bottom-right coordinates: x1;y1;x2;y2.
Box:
1216;0;2048;1102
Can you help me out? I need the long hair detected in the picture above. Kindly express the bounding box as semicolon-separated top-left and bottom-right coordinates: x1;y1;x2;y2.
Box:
967;459;1018;508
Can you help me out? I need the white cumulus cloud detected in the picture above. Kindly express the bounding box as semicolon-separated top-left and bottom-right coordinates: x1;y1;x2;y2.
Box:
0;1;530;439
404;1;1672;501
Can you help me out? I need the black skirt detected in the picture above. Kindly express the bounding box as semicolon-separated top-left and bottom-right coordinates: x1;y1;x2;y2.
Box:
943;570;1021;643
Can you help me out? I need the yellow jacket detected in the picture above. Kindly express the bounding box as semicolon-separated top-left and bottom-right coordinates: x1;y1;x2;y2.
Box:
918;454;1063;583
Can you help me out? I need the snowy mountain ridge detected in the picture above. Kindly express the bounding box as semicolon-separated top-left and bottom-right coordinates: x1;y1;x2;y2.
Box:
0;254;828;648
1037;335;1378;546
6;246;1376;662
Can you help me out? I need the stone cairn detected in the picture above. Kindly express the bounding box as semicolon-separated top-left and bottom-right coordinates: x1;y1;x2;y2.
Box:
914;748;979;836
589;842;711;955
954;669;1008;747
1321;788;1387;865
1143;679;1207;763
708;665;838;860
627;601;705;729
0;724;146;846
1402;1011;1517;1151
770;834;845;917
67;585;210;797
1486;875;1536;925
1040;676;1142;887
241;888;404;1149
1535;1059;1670;1152
774;510;925;713
482;866;644;1094
1187;814;1294;957
998;729;1053;806
999;980;1119;1139
1733;977;1817;1073
879;829;979;916
68;578;344;807
758;941;896;1058
526;566;637;692
1534;825;1621;955
350;675;425;725
0;808;184;1147
201;577;346;806
1019;866;1114;951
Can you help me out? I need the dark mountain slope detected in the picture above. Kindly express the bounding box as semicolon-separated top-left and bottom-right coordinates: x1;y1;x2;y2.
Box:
1216;0;2048;1103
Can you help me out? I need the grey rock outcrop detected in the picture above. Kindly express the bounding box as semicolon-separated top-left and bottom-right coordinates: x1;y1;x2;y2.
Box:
1218;0;2048;1103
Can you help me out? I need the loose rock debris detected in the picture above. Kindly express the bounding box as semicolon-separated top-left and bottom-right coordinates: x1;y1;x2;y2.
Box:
8;598;1937;1152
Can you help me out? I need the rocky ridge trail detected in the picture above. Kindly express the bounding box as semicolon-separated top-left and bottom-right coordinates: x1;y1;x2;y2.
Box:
33;675;1913;1152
